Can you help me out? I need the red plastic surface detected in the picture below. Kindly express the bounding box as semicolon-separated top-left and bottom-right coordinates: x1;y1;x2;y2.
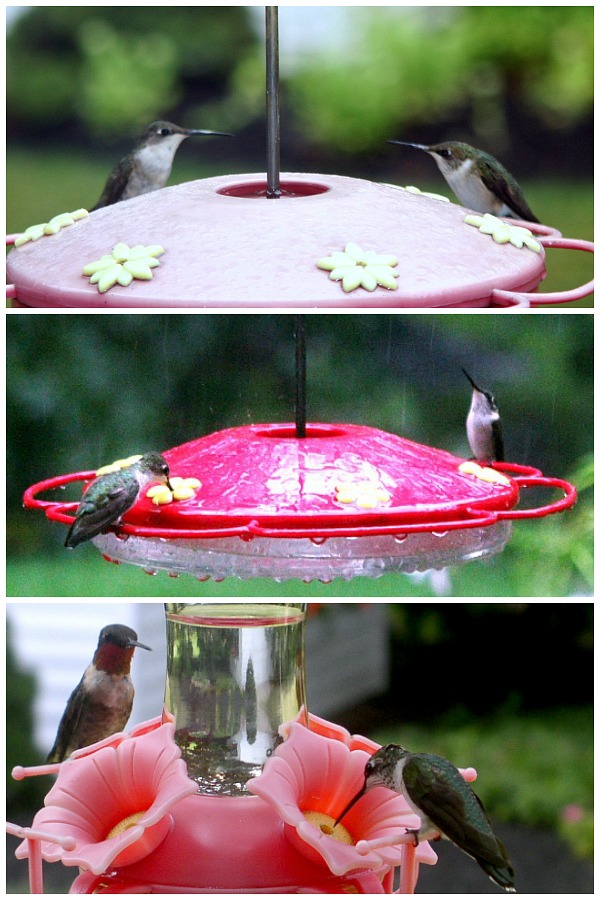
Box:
24;424;576;540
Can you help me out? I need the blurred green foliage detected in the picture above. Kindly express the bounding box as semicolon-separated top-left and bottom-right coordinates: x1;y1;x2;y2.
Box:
376;602;593;858
7;7;256;137
6;315;593;597
287;7;593;153
6;623;50;813
386;603;593;715
7;7;592;167
375;706;593;860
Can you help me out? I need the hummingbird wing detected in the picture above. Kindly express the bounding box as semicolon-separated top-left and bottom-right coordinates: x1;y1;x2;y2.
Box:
479;155;539;223
65;476;139;548
491;418;505;462
91;155;135;210
46;675;86;763
403;755;514;876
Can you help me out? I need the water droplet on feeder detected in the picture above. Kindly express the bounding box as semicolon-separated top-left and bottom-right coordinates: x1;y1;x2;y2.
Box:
394;534;408;543
310;536;327;546
102;554;120;565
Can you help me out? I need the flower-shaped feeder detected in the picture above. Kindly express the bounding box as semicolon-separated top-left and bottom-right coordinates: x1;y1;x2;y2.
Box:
11;712;442;893
6;172;593;308
10;599;447;894
23;423;577;582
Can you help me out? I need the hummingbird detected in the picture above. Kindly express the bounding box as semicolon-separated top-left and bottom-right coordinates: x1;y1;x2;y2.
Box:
462;368;504;464
46;624;152;763
334;744;516;893
388;140;539;223
64;451;172;548
91;120;233;209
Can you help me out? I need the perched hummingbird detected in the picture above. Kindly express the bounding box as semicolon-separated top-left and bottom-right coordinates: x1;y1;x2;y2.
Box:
46;624;152;763
388;140;539;223
91;120;233;209
65;451;172;548
462;368;504;464
335;744;516;893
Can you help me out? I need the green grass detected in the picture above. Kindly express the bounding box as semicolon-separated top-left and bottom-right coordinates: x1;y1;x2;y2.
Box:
7;148;593;306
373;706;593;859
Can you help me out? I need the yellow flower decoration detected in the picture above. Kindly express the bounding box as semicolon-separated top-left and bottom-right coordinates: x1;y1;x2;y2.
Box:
147;476;201;505
82;242;165;293
317;242;398;293
464;214;541;253
459;461;510;486
335;480;392;509
95;455;143;476
14;209;89;246
386;183;450;203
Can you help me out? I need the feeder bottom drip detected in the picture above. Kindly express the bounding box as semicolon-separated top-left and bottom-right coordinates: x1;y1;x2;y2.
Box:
92;523;512;581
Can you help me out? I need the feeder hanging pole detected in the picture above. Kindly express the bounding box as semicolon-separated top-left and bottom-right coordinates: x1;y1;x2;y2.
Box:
265;7;281;198
295;315;307;438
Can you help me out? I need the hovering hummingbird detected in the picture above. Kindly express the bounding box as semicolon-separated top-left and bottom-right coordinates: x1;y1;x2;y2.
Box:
47;624;152;763
462;368;504;464
388;140;539;223
91;120;233;209
64;451;172;548
334;744;516;893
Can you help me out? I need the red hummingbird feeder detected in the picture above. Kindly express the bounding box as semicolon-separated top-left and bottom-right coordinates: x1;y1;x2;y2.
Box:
22;309;577;583
23;420;576;582
6;8;593;308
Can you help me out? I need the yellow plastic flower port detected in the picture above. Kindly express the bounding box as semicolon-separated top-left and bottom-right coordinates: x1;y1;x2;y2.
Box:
335;481;392;509
96;455;143;476
464;214;541;253
317;242;399;293
14;209;89;246
459;460;510;486
147;476;202;506
82;243;165;293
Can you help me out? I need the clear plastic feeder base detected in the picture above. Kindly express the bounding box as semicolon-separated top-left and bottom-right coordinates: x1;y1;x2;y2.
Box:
92;521;512;582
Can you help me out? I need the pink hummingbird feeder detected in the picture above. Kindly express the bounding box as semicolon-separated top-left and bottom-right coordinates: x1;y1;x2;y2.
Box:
11;603;459;893
6;9;593;309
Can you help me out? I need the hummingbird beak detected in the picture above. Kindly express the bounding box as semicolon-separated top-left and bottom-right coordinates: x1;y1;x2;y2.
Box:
387;140;428;150
185;129;234;138
129;639;152;652
461;367;483;393
166;477;174;492
333;781;367;827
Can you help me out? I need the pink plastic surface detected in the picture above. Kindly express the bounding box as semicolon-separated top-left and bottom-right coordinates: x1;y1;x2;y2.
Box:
7;172;552;308
12;714;432;893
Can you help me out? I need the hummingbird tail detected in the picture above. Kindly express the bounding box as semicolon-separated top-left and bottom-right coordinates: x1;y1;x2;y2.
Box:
479;859;516;892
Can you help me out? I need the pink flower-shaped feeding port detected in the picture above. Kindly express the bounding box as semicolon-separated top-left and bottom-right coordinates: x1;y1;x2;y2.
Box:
247;717;437;878
15;722;197;875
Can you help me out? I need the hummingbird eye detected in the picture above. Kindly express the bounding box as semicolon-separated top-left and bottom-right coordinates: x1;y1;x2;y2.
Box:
158;127;171;137
440;148;453;159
